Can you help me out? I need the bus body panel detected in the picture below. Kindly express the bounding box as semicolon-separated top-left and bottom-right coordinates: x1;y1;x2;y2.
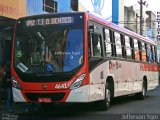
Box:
89;60;158;99
66;85;89;102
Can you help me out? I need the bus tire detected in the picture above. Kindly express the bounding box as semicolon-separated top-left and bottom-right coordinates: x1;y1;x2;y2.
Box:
98;82;111;111
136;81;147;100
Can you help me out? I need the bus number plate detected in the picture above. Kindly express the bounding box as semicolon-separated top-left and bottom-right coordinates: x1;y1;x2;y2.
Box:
38;98;52;103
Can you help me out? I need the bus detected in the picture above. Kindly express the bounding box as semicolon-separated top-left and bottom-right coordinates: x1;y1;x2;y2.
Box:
11;12;159;110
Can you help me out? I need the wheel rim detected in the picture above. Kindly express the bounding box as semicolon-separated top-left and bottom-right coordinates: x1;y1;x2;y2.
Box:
142;86;146;96
105;89;111;107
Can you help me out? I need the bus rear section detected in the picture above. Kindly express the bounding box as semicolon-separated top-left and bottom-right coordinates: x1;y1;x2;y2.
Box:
11;12;91;103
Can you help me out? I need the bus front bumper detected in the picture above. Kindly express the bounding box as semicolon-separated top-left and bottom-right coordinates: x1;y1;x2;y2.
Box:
12;85;90;103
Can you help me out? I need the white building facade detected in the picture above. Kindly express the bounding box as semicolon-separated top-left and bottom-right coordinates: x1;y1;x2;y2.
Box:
78;0;124;26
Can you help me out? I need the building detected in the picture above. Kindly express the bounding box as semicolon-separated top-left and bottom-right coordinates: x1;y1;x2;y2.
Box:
156;11;160;63
78;0;124;26
145;11;156;41
124;6;138;32
124;3;148;36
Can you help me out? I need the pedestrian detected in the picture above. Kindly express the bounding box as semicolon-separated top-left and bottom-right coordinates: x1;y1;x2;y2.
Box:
1;62;13;112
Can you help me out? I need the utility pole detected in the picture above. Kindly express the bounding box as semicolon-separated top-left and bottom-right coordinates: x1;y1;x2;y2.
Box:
138;0;148;36
140;0;143;35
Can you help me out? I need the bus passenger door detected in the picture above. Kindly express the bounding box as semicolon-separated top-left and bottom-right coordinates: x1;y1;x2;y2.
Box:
88;22;105;101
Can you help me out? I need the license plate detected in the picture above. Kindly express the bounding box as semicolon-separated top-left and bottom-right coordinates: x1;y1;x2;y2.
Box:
38;98;52;103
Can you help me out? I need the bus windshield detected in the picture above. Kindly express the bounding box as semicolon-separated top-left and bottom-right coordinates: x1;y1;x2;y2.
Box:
14;28;84;73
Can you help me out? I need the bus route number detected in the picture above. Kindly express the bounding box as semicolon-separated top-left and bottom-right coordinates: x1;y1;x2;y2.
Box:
55;83;67;89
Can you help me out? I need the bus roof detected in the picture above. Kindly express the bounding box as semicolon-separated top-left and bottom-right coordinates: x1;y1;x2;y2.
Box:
17;12;156;45
86;12;156;45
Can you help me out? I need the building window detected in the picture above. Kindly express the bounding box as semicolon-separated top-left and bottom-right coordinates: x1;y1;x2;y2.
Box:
71;0;78;11
43;0;57;13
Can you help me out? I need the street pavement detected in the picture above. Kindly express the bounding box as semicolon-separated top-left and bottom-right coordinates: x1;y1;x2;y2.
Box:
0;86;160;120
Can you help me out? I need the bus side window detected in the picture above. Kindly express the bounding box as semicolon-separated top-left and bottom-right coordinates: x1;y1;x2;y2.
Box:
141;42;147;62
88;32;91;58
91;33;103;57
134;39;140;61
146;44;153;62
114;32;123;58
124;36;132;59
138;41;142;61
152;45;156;63
121;34;126;58
104;28;112;57
154;46;158;63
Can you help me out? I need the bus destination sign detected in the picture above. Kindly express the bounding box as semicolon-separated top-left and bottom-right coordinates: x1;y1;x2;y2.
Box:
26;17;74;27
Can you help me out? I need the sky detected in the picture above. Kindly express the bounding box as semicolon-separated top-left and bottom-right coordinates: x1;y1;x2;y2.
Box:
124;0;160;12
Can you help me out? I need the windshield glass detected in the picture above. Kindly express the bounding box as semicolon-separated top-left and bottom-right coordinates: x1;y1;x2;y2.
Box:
14;28;84;73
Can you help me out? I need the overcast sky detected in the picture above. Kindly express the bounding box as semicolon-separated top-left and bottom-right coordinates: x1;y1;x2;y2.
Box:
124;0;160;12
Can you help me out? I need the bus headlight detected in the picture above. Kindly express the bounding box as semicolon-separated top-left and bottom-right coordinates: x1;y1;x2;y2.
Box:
12;77;23;90
70;74;85;90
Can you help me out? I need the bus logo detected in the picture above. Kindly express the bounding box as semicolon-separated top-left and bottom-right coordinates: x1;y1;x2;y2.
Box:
91;0;104;15
42;84;47;90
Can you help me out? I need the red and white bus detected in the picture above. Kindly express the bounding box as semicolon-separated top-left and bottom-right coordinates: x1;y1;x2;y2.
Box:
11;12;159;110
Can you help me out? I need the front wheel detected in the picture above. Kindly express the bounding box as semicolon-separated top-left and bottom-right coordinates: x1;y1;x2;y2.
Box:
98;83;111;111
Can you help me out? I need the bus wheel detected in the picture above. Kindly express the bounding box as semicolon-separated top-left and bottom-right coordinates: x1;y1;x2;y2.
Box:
99;83;111;111
136;81;146;100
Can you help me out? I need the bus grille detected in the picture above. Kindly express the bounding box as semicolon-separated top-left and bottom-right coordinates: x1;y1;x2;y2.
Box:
25;93;65;102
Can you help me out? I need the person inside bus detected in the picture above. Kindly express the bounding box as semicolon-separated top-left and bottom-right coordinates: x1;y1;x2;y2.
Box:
45;46;61;72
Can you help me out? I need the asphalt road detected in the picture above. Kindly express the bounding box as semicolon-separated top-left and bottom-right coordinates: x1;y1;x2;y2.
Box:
1;86;160;120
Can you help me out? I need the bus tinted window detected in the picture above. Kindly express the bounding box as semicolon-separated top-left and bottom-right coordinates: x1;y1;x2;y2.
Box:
114;32;122;57
104;29;112;57
146;44;153;62
134;39;140;61
141;42;147;62
152;45;156;63
125;36;132;59
92;33;103;57
154;46;157;63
